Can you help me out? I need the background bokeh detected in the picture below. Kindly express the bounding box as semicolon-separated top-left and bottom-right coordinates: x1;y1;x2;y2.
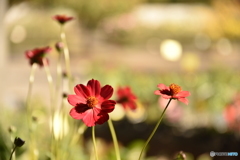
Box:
1;0;240;160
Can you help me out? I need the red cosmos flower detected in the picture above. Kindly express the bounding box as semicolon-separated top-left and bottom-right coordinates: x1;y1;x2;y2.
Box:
154;83;190;105
116;86;137;110
53;15;73;25
25;47;51;67
68;79;116;127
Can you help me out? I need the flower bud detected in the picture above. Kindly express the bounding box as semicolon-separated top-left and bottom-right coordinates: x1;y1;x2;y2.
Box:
14;137;25;147
62;92;68;98
55;42;64;53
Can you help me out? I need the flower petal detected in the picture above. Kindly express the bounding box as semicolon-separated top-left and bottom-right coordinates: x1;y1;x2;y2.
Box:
81;109;96;127
82;108;103;127
87;79;101;97
178;98;189;105
154;90;162;95
157;83;169;90
177;91;191;97
101;100;116;113
128;101;137;110
74;84;90;98
100;85;113;100
154;90;172;99
67;95;86;106
70;107;86;120
96;114;109;125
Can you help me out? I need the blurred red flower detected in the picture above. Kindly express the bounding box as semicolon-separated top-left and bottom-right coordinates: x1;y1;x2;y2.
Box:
154;83;190;105
116;86;137;110
224;94;240;132
53;15;73;25
25;47;51;67
68;79;116;127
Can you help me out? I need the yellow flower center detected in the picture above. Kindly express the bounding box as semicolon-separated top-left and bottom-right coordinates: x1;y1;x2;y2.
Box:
169;84;182;95
86;97;98;108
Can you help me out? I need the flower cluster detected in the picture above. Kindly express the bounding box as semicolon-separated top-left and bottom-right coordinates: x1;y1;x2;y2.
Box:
21;13;193;160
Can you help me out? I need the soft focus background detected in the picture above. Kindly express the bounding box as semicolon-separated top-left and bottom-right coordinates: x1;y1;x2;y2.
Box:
1;0;240;160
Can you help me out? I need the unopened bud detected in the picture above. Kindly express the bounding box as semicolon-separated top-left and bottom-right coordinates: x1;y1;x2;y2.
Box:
14;137;25;147
62;92;68;98
55;42;64;53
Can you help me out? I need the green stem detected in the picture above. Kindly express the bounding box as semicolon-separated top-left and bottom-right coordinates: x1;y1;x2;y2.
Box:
9;146;17;160
43;59;56;158
43;58;55;120
138;99;172;160
26;63;37;160
56;48;63;105
92;126;99;160
60;26;72;90
108;119;121;160
26;63;37;128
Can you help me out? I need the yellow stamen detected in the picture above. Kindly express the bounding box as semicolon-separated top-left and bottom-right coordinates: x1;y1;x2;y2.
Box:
169;84;181;95
86;97;98;108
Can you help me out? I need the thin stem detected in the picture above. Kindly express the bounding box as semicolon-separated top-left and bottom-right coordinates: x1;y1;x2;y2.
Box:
43;59;56;158
9;146;17;160
25;63;37;160
92;126;99;160
43;59;55;119
138;99;172;160
108;119;121;160
26;63;37;128
56;49;63;108
60;26;72;90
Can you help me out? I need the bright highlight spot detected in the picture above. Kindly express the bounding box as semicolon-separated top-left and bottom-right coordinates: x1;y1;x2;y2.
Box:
126;102;146;123
160;39;182;61
10;25;26;43
109;104;125;121
52;111;69;140
181;52;200;72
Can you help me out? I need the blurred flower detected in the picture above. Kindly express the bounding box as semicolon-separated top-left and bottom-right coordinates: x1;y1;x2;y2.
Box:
224;93;240;132
116;86;137;110
25;47;51;67
14;137;25;147
53;15;73;25
154;83;190;105
68;79;116;127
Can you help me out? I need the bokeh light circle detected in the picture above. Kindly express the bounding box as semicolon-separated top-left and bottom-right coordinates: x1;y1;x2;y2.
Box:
160;39;182;61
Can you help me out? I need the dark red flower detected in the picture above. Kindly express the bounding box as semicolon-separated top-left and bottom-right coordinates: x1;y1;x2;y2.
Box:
154;83;190;105
25;47;51;67
116;86;137;110
53;15;73;25
68;79;116;127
